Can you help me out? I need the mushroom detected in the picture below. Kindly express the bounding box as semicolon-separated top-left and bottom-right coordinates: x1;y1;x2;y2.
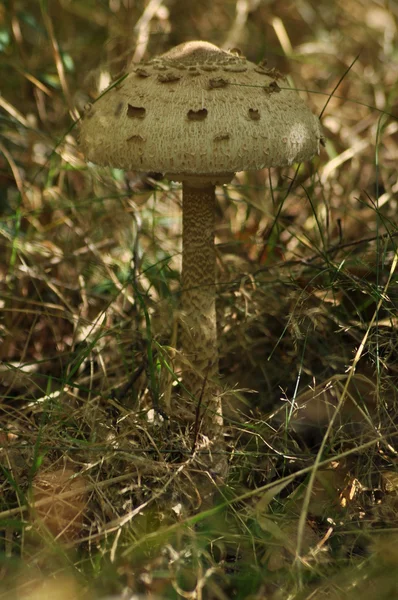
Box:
80;41;322;441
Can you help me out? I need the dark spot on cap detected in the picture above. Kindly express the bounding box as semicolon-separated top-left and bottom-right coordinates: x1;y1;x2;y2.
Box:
254;66;269;75
248;108;260;120
136;68;151;78
127;134;145;142
187;108;208;121
157;72;181;83
214;133;230;141
269;81;281;92
208;77;229;89
223;64;247;73
266;67;284;80
200;64;217;72
127;105;146;118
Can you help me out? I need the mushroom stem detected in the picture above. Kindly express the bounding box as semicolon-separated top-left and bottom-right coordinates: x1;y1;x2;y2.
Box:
181;181;221;430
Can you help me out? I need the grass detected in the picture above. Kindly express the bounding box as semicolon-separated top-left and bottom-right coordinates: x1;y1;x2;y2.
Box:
1;0;398;598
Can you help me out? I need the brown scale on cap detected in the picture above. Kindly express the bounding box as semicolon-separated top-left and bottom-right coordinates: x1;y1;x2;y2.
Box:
208;77;229;89
127;104;145;118
248;108;261;120
187;108;208;121
135;67;150;78
157;71;181;83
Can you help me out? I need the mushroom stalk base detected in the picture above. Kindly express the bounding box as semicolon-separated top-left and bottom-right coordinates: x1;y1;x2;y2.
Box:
181;182;222;435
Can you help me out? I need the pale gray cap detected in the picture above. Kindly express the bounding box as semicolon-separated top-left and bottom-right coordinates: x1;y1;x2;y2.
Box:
80;41;322;179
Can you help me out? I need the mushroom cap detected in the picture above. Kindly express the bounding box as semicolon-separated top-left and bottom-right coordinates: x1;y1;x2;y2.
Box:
80;41;322;178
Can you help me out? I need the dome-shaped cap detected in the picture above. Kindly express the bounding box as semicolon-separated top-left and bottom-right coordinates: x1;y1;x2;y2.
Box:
80;41;322;177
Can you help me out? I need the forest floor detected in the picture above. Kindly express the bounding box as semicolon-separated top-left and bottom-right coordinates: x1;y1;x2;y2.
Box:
1;1;398;599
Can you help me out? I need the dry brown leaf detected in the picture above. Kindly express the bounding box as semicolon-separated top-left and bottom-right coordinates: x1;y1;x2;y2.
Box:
289;373;379;433
31;467;89;542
